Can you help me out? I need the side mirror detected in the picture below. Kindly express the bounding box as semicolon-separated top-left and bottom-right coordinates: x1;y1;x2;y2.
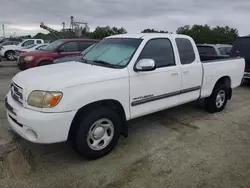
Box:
135;59;156;71
57;48;64;53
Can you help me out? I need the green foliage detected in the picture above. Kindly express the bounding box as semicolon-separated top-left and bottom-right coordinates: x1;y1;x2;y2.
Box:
33;26;127;40
88;26;127;39
32;24;239;44
176;24;238;44
141;28;168;33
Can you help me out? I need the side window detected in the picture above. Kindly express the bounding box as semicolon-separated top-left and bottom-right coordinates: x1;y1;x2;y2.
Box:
36;45;46;50
36;40;42;44
218;47;227;55
225;47;232;55
137;38;175;68
59;42;78;52
176;38;195;64
78;41;96;51
22;40;35;47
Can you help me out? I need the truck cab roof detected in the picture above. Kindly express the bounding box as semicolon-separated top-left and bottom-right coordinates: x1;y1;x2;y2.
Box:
107;33;190;39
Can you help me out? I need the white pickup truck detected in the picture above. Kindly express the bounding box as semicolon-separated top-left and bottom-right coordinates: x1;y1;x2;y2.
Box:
0;39;44;60
5;33;244;159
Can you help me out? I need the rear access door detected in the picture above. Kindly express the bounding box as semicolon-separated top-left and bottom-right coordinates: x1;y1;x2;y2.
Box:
174;37;203;104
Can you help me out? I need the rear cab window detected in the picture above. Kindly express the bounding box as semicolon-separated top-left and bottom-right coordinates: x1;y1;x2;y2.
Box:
176;38;195;64
197;46;217;56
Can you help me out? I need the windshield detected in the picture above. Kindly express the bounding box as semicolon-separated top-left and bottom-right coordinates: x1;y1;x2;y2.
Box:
82;38;142;68
42;39;64;51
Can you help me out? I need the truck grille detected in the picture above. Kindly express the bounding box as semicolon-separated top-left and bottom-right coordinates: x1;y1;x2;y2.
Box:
11;82;23;105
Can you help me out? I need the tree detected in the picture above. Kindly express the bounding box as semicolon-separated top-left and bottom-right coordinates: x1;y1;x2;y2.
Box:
89;26;127;39
176;24;238;44
141;28;168;33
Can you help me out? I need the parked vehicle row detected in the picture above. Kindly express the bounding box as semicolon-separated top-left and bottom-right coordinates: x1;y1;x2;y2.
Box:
14;43;48;59
0;39;44;60
17;38;98;70
5;33;244;159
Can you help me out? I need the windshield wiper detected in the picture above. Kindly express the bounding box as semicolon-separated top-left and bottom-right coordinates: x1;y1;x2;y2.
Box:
92;60;122;68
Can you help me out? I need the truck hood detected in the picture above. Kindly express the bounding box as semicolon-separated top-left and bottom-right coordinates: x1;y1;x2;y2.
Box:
12;61;129;92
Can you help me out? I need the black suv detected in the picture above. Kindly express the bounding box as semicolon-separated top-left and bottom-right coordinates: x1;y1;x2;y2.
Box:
230;36;250;81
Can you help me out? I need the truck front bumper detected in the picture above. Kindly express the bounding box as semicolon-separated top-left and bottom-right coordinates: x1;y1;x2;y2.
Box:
5;92;77;144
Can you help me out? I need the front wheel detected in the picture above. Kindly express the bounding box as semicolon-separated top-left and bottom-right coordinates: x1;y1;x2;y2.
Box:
205;84;228;113
6;51;15;61
72;107;121;159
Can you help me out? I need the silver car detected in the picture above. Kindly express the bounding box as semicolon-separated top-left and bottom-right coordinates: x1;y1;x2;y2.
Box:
197;44;232;57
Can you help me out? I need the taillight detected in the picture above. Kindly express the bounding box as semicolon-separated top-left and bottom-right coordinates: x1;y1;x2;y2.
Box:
19;50;26;54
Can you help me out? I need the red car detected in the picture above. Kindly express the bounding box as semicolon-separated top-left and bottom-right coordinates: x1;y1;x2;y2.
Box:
17;38;98;70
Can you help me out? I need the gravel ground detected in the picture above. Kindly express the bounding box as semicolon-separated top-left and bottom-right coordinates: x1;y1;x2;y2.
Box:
0;60;250;188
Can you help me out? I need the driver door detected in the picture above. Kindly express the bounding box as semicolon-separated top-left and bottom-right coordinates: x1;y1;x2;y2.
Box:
129;38;181;119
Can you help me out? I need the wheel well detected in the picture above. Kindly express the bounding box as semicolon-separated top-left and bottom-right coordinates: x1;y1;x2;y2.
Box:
39;60;52;66
4;50;15;57
214;76;232;99
68;100;128;141
215;76;231;88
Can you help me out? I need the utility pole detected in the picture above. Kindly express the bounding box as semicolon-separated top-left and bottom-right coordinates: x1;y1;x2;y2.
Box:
2;24;5;38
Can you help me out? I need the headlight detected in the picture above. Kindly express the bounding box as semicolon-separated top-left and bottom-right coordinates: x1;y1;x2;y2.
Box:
27;91;63;108
24;56;34;61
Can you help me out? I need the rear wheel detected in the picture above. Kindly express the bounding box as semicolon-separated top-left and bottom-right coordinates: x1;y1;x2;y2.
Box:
71;107;121;159
6;51;15;61
205;84;228;113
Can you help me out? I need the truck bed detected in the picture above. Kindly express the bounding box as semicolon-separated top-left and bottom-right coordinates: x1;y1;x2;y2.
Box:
200;57;245;98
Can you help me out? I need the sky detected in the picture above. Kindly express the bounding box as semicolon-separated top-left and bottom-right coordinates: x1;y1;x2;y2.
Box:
0;0;250;37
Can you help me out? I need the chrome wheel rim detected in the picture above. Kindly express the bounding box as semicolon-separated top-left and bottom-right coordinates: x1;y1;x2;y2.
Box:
7;53;14;60
87;118;114;151
216;90;226;108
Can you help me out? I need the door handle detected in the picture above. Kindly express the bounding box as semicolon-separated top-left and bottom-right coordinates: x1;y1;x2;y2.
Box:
183;71;189;74
171;72;178;76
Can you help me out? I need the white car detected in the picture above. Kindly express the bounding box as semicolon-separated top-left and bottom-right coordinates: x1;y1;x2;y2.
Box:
5;33;244;159
0;39;44;60
14;44;48;58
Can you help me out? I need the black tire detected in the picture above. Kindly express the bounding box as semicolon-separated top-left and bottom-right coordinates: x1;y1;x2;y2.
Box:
204;84;228;113
6;51;15;61
39;61;52;66
72;107;121;159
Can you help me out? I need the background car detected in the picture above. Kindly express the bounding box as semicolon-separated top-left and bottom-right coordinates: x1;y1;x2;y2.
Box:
230;36;250;83
17;38;98;70
53;43;97;64
0;39;44;61
0;41;20;48
14;43;48;59
197;44;232;61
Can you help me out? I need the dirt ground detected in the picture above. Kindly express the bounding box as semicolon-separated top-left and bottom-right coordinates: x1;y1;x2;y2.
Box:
0;60;250;188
